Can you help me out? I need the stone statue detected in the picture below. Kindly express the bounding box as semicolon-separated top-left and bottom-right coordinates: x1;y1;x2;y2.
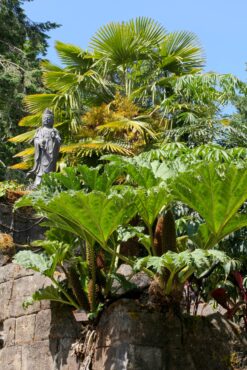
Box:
28;108;61;187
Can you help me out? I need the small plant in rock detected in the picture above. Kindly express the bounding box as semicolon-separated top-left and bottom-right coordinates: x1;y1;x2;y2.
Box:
0;233;14;250
0;181;28;202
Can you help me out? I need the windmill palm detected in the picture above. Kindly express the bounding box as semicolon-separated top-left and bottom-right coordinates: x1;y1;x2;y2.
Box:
11;17;242;169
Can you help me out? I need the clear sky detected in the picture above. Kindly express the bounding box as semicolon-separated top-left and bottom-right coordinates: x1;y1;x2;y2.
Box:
24;0;247;81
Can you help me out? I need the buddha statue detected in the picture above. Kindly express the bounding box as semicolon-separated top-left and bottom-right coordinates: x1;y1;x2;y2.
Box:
28;108;61;187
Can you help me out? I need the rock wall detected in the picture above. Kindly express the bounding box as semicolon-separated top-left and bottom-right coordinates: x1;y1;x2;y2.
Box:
1;203;247;370
0;263;81;370
0;266;247;370
93;299;247;370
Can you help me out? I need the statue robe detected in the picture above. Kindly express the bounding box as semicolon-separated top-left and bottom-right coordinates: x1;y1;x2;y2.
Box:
30;127;61;186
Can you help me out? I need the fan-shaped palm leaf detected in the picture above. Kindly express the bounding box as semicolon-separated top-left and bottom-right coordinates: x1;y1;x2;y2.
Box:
55;41;93;68
9;161;31;170
24;94;57;114
160;31;205;73
8;130;36;143
13;147;35;158
90;17;166;65
18;114;42;127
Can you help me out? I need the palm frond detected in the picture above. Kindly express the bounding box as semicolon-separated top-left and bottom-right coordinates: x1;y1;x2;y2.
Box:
24;94;57;114
41;60;63;72
13;147;35;158
42;71;79;93
18;114;41;127
90;17;166;65
55;41;90;67
9;161;31;170
61;139;133;156
160;31;205;72
8;130;36;143
96;118;156;138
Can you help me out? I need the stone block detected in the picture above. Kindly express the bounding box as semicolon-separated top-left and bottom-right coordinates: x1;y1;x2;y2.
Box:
15;314;36;344
14;265;34;280
0;345;22;370
94;343;163;370
9;274;44;317
34;309;51;341
3;318;16;346
0;263;16;284
0;281;13;321
49;305;80;340
22;340;55;370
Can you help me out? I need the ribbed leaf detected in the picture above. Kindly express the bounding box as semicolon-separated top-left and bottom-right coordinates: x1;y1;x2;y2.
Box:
16;191;138;249
55;41;90;67
9;130;35;143
77;164;121;192
90;17;166;65
172;163;247;244
9;161;31;170
160;31;205;72
13;147;35;158
14;250;52;275
96;118;156;138
24;94;57;114
43;71;79;93
23;286;72;309
61;140;132;156
135;187;171;228
18;114;42;127
194;214;247;249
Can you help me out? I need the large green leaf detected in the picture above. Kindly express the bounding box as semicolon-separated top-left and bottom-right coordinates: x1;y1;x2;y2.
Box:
171;163;247;245
23;285;73;309
103;155;164;188
77;164;121;192
194;214;247;249
16;190;137;249
13;251;52;275
135;186;171;229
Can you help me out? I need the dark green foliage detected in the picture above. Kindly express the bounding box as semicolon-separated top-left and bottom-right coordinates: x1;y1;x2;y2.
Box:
0;0;59;178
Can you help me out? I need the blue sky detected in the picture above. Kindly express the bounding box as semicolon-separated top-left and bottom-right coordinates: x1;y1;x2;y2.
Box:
24;0;247;80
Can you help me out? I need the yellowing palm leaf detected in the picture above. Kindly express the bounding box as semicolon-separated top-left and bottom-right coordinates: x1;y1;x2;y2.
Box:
61;140;132;156
13;147;35;158
18;114;42;127
8;130;36;143
96;118;156;139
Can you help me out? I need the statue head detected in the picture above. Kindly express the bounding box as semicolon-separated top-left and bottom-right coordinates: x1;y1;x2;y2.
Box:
42;108;54;128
